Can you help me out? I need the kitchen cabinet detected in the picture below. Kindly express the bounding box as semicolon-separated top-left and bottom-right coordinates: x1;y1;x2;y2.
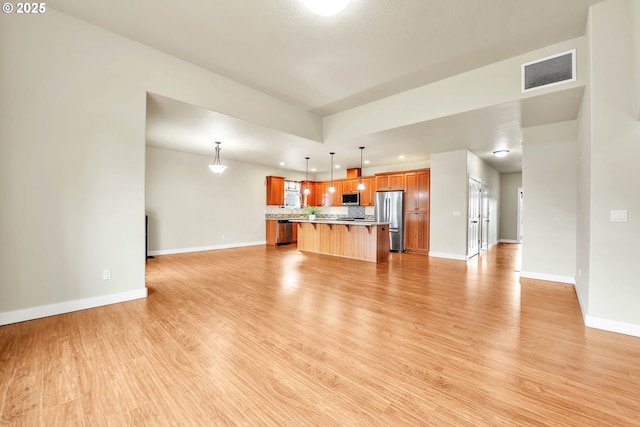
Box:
404;170;430;211
403;169;430;254
342;179;359;193
316;181;343;206
359;177;373;206
329;181;343;206
405;211;430;253
266;220;278;245
375;173;404;191
266;176;285;205
300;180;317;207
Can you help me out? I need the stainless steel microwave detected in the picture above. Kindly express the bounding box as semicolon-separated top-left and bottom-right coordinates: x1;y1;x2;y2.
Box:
342;192;360;206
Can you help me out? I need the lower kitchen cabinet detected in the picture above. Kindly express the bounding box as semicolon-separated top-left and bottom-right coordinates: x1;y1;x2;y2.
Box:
266;220;278;245
405;211;429;253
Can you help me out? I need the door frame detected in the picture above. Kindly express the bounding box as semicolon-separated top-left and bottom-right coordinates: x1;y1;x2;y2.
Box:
516;187;523;243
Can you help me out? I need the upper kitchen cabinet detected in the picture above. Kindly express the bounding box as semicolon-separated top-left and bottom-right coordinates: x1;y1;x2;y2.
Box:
375;173;404;191
359;177;374;206
317;181;343;206
266;176;285;205
404;170;430;211
342;179;360;193
300;180;317;207
329;181;343;206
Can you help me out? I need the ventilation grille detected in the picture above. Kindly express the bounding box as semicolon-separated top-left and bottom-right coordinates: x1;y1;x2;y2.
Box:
522;49;576;92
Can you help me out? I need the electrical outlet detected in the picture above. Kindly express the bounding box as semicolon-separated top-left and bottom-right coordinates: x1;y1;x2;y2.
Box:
103;269;111;280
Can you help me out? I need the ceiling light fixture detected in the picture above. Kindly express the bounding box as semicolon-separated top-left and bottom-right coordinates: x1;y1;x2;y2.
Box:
302;0;350;16
209;141;227;174
304;157;311;195
329;152;336;193
493;149;510;158
357;147;365;190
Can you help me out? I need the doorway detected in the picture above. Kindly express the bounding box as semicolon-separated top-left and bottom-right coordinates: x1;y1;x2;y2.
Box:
468;178;482;258
481;184;490;251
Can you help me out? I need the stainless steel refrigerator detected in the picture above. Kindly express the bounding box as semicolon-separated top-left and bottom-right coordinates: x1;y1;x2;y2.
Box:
374;190;404;252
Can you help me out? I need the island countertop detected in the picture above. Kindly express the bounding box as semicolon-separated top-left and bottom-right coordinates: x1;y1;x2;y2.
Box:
291;219;390;226
293;220;390;263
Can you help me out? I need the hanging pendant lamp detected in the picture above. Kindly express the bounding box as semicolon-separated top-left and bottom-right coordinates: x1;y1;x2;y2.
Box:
357;147;365;190
329;152;336;193
303;157;310;195
208;141;227;174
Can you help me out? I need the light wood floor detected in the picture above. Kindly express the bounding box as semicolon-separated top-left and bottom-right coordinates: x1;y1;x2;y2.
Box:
1;243;639;426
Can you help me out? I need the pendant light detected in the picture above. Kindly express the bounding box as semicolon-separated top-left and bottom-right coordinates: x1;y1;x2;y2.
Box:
329;152;336;193
357;146;365;190
303;157;310;195
208;141;227;174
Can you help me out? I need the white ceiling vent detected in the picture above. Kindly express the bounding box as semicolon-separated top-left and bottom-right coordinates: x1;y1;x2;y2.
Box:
522;49;576;92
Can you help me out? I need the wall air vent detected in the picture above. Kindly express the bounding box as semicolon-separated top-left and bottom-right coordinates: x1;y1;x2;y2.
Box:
522;49;576;92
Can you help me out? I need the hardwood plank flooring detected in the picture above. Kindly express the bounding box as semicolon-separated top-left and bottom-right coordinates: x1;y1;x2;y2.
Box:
1;243;639;426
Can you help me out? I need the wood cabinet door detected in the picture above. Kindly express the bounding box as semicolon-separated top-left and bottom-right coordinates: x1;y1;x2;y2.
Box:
317;182;329;207
359;177;373;206
266;220;278;245
330;181;343;206
266;176;285;205
388;173;405;190
404;211;430;253
405;172;418;210
375;175;389;190
376;173;404;190
342;179;358;193
301;181;317;207
417;170;430;211
404;171;430;211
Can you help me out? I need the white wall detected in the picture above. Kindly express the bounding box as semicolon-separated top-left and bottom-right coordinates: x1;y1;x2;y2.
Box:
324;37;587;142
145;147;306;253
499;173;523;242
576;11;593;319
521;121;578;282
0;9;320;321
429;150;469;259
585;0;640;330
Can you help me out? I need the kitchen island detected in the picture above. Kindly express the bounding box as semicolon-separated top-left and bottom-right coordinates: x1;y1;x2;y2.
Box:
293;219;390;263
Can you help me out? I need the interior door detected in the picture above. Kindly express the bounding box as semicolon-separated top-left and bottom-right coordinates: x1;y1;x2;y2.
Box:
481;185;490;251
468;178;481;258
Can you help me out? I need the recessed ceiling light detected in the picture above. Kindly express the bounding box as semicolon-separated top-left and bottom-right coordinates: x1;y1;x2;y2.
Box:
311;168;316;172
493;150;510;158
399;155;405;159
302;0;350;16
279;162;285;166
335;164;340;168
364;160;370;164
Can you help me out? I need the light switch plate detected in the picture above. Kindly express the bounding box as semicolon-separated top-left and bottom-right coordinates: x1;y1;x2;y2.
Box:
610;210;628;222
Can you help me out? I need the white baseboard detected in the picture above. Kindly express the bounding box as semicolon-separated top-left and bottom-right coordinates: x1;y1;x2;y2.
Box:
520;271;576;285
0;288;148;326
428;252;467;261
149;240;265;256
499;239;520;244
585;315;640;338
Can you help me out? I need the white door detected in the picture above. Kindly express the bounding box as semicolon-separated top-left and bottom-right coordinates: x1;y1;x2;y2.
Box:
481;185;490;251
468;178;482;258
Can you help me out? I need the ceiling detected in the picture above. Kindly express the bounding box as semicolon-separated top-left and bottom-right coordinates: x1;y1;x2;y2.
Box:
49;0;601;174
